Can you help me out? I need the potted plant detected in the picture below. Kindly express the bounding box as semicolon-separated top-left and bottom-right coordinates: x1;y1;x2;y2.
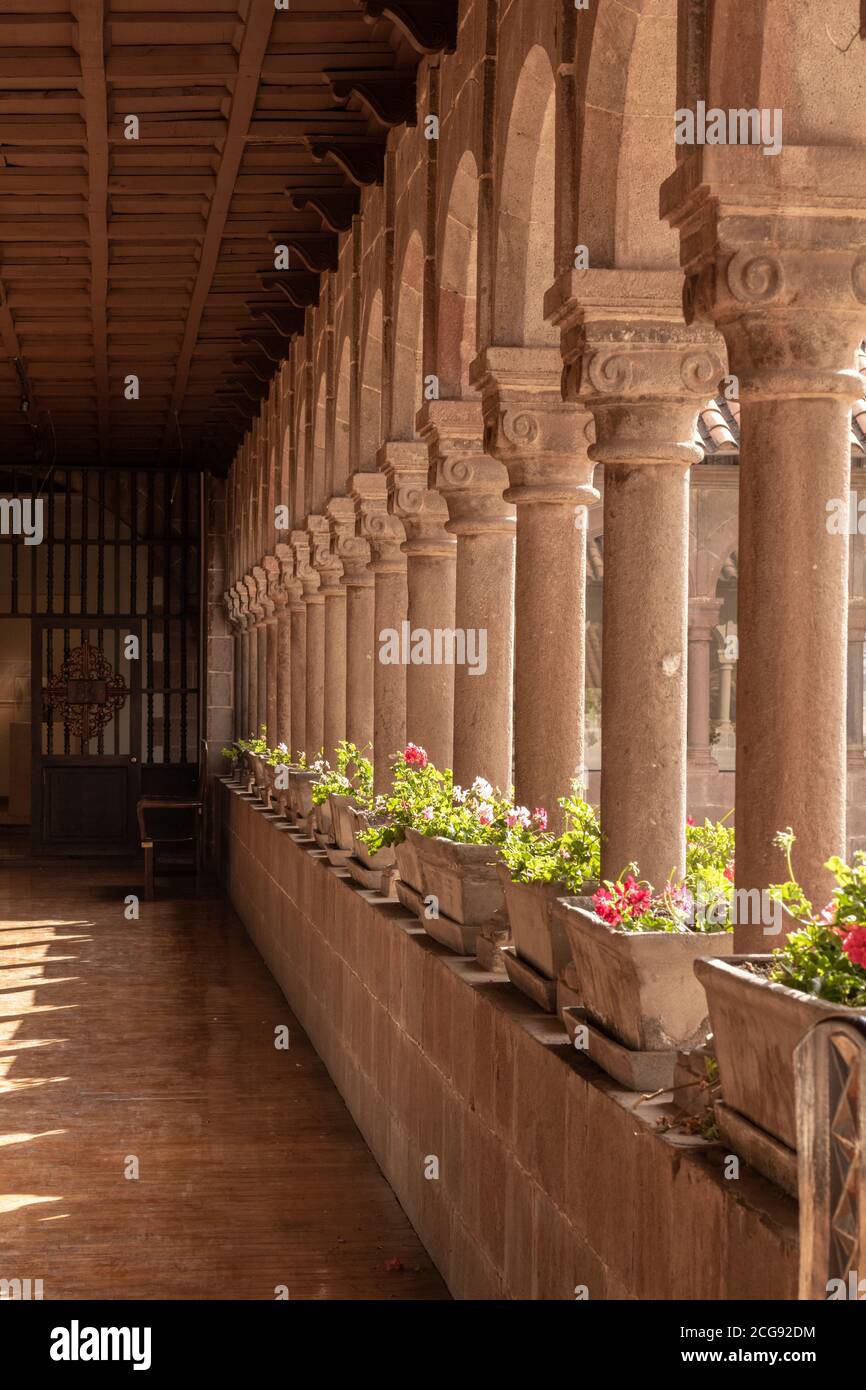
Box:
555;817;736;1053
696;829;866;1193
498;789;600;1007
265;742;296;817
242;727;269;801
361;746;512;928
311;742;373;846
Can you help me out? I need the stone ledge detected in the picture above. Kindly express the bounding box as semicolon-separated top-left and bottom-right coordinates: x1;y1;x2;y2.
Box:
220;780;798;1300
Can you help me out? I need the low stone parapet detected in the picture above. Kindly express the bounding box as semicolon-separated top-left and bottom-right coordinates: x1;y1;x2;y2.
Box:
221;779;797;1300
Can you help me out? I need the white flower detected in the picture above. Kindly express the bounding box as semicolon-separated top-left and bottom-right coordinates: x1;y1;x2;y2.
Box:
471;776;493;800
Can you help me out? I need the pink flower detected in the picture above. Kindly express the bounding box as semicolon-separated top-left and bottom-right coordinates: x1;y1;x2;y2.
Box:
477;803;495;827
404;743;428;768
421;806;435;822
840;925;866;970
505;805;531;830
686;816;696;827
593;875;653;926
820;900;837;925
533;808;548;831
723;860;735;883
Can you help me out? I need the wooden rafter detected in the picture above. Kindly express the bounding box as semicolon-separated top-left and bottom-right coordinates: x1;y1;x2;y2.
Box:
76;0;110;461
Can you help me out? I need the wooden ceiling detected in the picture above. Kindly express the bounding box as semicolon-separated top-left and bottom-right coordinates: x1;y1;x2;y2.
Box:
0;0;456;474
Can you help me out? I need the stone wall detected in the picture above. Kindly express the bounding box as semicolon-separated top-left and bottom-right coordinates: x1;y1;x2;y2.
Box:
222;781;798;1300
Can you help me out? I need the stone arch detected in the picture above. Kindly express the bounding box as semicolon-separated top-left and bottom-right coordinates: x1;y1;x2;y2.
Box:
575;0;679;269
493;44;557;346
333;334;351;493
437;151;478;398
359;289;383;469
392;230;425;439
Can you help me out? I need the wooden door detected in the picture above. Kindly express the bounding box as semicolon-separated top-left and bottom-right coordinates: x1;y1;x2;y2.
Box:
32;619;142;854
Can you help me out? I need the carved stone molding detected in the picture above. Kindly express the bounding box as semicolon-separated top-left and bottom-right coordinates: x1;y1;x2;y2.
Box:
252;564;274;624
275;541;303;607
262;554;286;611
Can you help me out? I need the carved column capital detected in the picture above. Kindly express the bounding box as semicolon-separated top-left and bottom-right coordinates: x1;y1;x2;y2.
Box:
242;572;264;625
379;439;455;557
661;151;866;399
252;564;274;623
276;542;303;607
546;268;726;470
307;512;343;594
417;399;515;537
366;509;407;573
470;345;598;507
290;530;320;601
261;555;283;616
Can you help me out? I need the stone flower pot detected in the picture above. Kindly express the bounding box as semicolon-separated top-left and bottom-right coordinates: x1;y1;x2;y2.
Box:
404;826;503;926
250;753;267;801
395;833;423;894
313;795;334;840
350;809;396;869
329;792;361;851
694;955;860;1187
271;763;295;817
262;760;276;809
556;899;734;1053
497;866;597;980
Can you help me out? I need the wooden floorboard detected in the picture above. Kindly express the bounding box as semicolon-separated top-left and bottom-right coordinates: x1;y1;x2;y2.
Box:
0;860;449;1300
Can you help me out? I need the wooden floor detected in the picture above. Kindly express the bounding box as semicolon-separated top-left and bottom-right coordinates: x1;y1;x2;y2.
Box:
0;855;448;1300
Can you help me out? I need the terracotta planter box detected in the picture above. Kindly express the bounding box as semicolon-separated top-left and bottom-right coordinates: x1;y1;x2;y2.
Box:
556;900;734;1052
405;826;503;926
329;792;360;851
497;866;597;980
694;955;858;1157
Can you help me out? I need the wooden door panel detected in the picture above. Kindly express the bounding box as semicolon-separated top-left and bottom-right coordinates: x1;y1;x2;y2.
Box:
42;764;133;848
32;619;141;855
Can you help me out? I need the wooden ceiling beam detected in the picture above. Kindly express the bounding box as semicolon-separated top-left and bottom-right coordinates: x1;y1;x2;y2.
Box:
160;0;277;457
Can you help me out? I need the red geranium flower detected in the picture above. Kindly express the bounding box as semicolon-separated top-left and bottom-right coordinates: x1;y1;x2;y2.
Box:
403;743;428;768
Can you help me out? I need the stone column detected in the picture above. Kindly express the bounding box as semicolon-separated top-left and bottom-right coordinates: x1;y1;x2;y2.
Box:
319;498;355;759
226;588;245;740
687;597;723;768
664;155;866;932
547;270;725;885
338;497;374;755
242;573;259;740
252;565;270;739
366;507;408;795
262;559;281;745
473;348;598;825
381;441;457;771
297;522;325;761
419;401;515;792
274;543;293;748
287;568;307;758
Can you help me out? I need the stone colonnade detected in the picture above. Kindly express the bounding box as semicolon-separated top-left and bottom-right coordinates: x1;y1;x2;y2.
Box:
216;0;866;948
